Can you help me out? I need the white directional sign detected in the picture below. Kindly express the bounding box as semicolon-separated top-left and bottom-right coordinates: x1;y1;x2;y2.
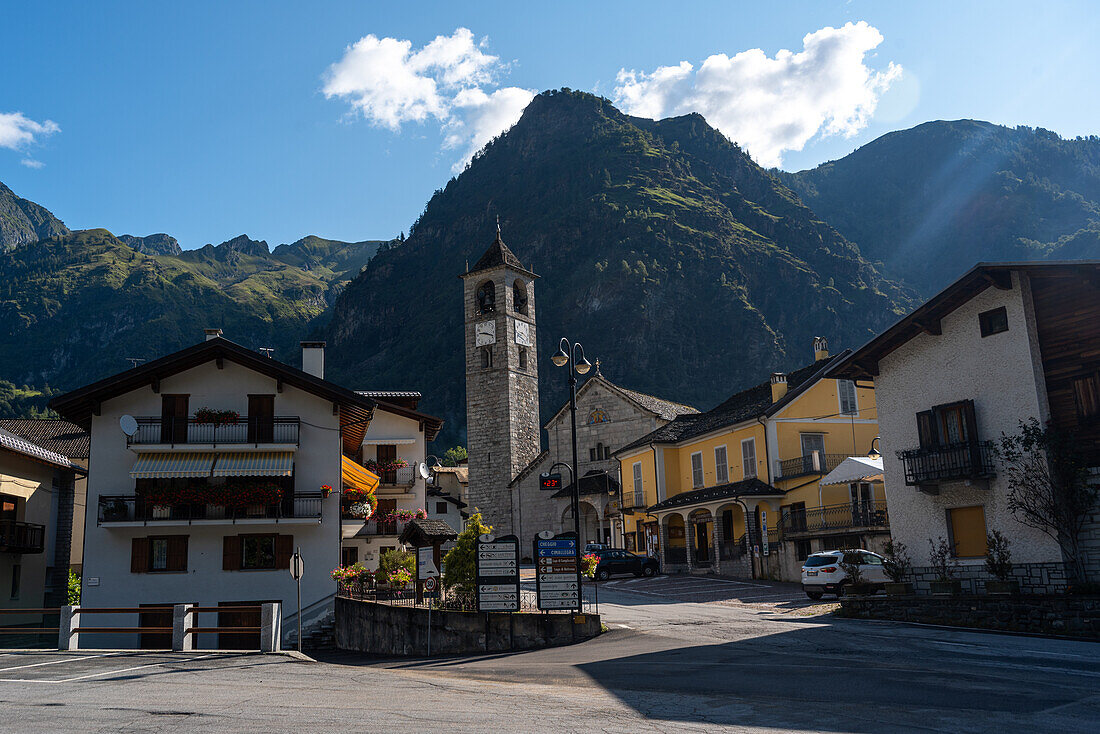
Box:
534;534;581;612
475;535;520;613
417;546;439;580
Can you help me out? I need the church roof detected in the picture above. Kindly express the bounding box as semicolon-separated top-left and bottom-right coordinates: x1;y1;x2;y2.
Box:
463;228;535;277
543;368;698;430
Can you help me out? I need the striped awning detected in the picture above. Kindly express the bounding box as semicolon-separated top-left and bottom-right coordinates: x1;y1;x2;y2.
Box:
212;451;294;477
130;453;215;479
342;455;380;493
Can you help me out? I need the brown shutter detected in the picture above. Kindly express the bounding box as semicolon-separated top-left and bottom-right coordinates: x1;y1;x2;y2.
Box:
131;537;149;573
275;535;294;569
223;535;241;571
167;536;188;572
962;400;978;443
916;410;936;448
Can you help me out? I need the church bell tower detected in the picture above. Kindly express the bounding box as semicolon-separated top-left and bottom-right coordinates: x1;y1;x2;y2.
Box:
460;226;541;535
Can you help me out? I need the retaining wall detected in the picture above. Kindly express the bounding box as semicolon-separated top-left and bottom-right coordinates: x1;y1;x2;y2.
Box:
840;594;1100;639
335;597;601;656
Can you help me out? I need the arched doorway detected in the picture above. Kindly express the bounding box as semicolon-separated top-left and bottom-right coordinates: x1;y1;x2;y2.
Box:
561;502;602;546
664;514;686;565
716;503;746;561
689;509;714;566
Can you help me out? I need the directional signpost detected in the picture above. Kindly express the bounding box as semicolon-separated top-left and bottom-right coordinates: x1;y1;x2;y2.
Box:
290;547;304;652
475;534;520;612
534;531;580;611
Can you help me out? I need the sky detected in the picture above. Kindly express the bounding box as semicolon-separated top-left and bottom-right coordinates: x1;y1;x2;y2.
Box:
1;1;1098;250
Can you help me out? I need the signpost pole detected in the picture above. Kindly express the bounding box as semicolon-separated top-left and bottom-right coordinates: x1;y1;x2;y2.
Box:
292;546;303;653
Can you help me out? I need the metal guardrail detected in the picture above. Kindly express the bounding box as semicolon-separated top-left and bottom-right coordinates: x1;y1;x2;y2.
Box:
898;441;996;486
0;519;46;553
338;580;598;614
779;500;889;536
776;453;848;480
127;416;300;446
98;492;323;524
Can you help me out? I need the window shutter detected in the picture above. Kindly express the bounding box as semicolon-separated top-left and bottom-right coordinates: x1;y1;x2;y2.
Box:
916;411;936;448
275;535;294;569
167;536;188;572
131;537;149;573
962;400;978;443
223;535;241;571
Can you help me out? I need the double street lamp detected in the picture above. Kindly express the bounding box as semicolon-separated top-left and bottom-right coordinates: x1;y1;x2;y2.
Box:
551;337;591;613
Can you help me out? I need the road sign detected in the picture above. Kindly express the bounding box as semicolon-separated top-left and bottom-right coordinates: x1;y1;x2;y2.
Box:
290;549;304;581
761;511;769;557
534;532;580;612
423;576;438;599
417;546;439;580
475;534;520;613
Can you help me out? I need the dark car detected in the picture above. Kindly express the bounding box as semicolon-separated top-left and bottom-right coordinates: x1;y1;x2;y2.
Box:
592;549;659;580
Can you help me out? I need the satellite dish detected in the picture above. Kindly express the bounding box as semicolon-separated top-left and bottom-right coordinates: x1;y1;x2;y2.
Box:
119;415;138;437
418;462;431;480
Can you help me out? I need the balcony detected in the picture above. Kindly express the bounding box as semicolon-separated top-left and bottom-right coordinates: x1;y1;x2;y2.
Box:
97;492;322;525
779;501;889;537
126;416;300;447
776;453;847;480
898;441;996;488
0;520;45;553
376;465;416;489
341;516;412;536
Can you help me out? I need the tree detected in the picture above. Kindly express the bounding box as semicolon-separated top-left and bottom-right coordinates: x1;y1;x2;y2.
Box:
377;548;414;585
441;446;468;467
998;418;1098;583
442;511;491;595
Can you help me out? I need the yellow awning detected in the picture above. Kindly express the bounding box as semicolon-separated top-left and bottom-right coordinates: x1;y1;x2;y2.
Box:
212;451;294;477
130;453;215;479
342;456;380;493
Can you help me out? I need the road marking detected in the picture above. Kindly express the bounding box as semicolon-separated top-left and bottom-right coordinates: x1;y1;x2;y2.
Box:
0;652;123;673
54;653;221;682
612;624;634;629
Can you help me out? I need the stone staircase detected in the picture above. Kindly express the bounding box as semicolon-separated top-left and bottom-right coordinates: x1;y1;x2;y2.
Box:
284;611;335;651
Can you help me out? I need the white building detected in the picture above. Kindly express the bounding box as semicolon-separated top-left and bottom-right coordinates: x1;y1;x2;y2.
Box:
51;333;388;648
828;262;1100;592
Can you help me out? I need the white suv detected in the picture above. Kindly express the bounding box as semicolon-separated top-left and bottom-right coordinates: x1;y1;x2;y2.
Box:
801;549;889;600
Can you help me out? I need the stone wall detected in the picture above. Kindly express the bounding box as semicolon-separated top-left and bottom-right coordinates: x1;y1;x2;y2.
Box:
908;561;1069;595
335;597;601;656
840;594;1100;639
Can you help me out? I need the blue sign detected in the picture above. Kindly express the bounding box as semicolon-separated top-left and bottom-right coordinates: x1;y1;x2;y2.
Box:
537;539;576;550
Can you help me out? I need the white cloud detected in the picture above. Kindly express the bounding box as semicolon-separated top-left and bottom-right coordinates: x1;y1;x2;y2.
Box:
324;28;534;169
0;112;60;153
613;22;901;167
20;158;45;169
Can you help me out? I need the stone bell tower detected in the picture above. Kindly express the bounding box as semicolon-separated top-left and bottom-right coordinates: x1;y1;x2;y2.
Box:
460;226;541;535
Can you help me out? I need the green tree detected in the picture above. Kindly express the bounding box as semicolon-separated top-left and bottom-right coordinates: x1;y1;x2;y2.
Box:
67;570;81;605
377;549;415;585
442;511;491;594
441;446;468;467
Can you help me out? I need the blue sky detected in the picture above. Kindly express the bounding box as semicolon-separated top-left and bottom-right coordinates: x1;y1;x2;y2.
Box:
1;1;1097;250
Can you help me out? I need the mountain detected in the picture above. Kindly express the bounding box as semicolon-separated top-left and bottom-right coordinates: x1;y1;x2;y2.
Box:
778;120;1100;294
325;89;915;447
0;182;70;250
0;225;386;404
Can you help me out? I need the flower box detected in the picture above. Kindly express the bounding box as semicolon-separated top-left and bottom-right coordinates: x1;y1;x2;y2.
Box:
985;580;1019;596
885;582;914;596
151;504;171;519
930;580;962;596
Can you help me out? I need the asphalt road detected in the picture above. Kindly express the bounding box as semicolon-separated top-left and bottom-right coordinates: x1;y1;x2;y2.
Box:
1;575;1098;732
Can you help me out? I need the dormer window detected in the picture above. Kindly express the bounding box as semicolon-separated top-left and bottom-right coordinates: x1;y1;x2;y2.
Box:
513;280;529;315
476;281;496;315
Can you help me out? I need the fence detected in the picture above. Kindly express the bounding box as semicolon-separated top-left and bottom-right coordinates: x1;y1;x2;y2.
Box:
779;501;889;536
898;441;996;486
128;416;300;446
338;580;598;615
98;492;323;524
0;519;46;553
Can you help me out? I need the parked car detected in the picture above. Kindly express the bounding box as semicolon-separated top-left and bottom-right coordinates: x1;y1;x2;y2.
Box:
592;548;659;580
801;549;889;600
584;542;609;553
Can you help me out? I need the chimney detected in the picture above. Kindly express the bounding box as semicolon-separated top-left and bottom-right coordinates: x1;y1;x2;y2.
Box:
301;341;325;379
813;336;829;362
770;372;788;403
204;328;223;341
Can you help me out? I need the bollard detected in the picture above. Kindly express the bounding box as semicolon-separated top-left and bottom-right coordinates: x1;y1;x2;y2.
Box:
58;605;79;650
172;604;194;651
260;602;281;653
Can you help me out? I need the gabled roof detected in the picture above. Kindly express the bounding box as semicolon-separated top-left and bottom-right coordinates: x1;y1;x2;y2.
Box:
368;399;444;442
615;353;847;456
461;231;536;278
647;478;783;513
827;261;1100;380
427;486;468;508
0;427;85;473
399;517;459;545
543;370;698;430
0;419;89;460
48;337;377;454
508;450;549;488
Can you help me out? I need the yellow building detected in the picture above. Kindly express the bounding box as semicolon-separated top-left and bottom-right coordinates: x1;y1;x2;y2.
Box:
614;338;888;581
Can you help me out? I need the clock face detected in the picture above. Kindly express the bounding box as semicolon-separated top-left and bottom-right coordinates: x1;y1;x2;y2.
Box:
475;320;496;346
514;319;532;347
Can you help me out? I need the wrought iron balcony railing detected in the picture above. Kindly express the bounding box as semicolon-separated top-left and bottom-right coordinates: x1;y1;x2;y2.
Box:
126;416;300;446
779;500;889;537
776;453;848;480
898;441;996;487
98;492;322;524
376;465;416;487
0;520;46;553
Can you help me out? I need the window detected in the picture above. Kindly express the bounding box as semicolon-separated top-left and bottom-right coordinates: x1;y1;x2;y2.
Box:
1073;372;1100;424
341;546;358;567
241;535;277;570
741;439;757;479
979;306;1009;337
9;564;19;599
151;538;169;571
794;540;812;561
132;536;187;573
947;505;987;558
518;348;528;370
0;494;16;521
160;394;189;443
838;379;858;416
480;346;493;369
917;400;977;447
690;452;704;488
436;501;449;515
632;462;643;504
590;447;596;461
714;445;729;484
476;280;496;314
801;433;825;460
247;394;275;443
512;280;528;315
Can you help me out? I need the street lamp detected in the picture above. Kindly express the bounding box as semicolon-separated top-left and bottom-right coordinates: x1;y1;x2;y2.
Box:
552;337;591;614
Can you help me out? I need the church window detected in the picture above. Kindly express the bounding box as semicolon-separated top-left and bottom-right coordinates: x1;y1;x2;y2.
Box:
518;347;528;370
476;281;496;315
513;280;529;315
481;346;493;369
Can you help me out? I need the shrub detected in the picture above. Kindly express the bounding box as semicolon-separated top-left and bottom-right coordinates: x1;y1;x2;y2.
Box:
837;550;866;586
377;549;415;585
67;570;81;605
984;529;1014;581
882;539;913;583
442;511;491;595
928;537;959;581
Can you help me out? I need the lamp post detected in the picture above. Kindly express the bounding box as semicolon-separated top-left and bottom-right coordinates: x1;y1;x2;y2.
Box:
551;337;591;614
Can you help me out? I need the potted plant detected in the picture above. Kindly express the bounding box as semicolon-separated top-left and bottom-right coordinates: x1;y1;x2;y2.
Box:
984;529;1018;595
581;553;599;579
928;537;962;595
838;550;876;595
320;484;333;499
882;539;914;595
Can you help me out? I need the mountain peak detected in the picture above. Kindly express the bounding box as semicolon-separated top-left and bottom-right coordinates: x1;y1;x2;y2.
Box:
0;180;70;251
118;233;182;256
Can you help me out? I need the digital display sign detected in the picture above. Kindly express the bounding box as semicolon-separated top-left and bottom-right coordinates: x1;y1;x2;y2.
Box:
540;472;562;490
